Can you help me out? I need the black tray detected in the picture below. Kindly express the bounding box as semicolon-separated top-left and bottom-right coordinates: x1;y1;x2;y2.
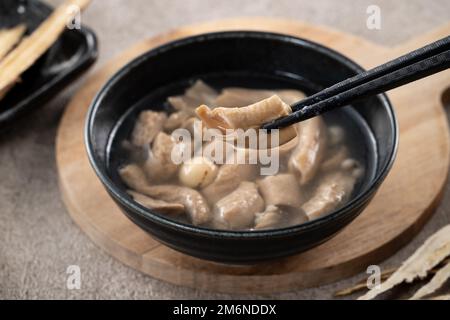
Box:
0;0;98;132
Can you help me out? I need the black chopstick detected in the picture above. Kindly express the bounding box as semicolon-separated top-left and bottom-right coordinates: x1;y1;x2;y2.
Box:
263;36;450;130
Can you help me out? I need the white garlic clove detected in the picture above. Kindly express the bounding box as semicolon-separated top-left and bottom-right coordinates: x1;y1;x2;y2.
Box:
179;156;218;188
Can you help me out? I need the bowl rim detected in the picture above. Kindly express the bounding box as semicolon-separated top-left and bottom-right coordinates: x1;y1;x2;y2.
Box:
85;30;399;239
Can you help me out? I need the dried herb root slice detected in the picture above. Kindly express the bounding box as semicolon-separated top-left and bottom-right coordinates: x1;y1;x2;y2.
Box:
410;261;450;300
0;0;91;98
358;224;450;300
335;258;450;297
0;24;26;61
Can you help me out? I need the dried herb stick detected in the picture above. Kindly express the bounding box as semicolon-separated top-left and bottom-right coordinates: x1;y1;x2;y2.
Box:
0;24;26;61
359;225;450;300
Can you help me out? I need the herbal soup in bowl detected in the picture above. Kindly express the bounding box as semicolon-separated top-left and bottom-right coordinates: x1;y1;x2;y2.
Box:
86;31;397;263
117;80;367;231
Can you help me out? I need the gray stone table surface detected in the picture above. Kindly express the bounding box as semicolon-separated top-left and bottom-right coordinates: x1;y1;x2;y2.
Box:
0;0;449;299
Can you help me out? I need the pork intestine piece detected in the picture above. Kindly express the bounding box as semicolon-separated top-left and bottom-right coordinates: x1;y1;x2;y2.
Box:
257;174;303;208
213;181;264;230
201;163;258;204
168;96;201;116
164;111;191;132
254;205;309;230
321;146;349;172
119;163;153;194
181;117;201;136
119;164;212;225
185;80;218;105
196;95;291;130
143;185;212;225
289;116;327;185
127;190;185;215
142;132;179;183
321;145;364;180
253;205;283;230
131;110;167;147
301;171;356;220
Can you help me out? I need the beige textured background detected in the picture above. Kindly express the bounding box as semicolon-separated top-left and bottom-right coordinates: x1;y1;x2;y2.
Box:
0;0;449;299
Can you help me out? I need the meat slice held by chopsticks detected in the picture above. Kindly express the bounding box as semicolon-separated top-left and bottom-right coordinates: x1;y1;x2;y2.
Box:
196;95;292;130
196;94;299;149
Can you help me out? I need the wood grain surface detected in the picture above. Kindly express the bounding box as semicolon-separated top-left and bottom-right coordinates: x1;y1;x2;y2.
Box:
56;18;450;293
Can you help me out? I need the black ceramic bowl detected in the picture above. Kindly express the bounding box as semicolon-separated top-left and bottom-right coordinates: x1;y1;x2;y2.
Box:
86;31;398;264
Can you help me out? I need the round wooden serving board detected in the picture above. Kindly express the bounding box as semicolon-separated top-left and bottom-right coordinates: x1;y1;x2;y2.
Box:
56;18;450;293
